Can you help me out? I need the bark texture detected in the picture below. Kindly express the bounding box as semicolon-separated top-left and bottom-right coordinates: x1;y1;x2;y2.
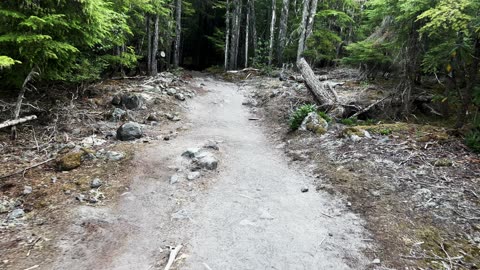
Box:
277;0;290;65
296;0;310;62
174;0;182;68
268;0;277;66
224;0;231;70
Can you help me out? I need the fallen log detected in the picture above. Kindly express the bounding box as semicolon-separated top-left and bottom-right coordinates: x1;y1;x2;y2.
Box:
227;67;260;73
0;115;37;130
297;58;344;117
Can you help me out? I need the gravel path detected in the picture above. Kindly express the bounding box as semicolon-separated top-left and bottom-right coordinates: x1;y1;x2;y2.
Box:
52;75;370;270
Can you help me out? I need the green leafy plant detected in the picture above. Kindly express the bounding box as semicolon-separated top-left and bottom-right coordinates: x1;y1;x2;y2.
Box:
340;117;358;126
289;104;317;130
317;111;332;123
379;128;392;135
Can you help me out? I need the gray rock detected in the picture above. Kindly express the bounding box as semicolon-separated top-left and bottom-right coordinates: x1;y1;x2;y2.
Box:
112;108;126;122
171;209;190;220
90;178;103;188
175;93;185;101
170;174;180;184
187;171;201;181
111;95;122;105
106;151;125;161
8;209;25;220
23;186;33;195
167;88;177;96
204;141;219;150
350;135;362;142
117;122;143;141
76;194;85;202
300;112;328;135
182;148;201;158
301;187;309;193
121;94;144;110
197;154;218;170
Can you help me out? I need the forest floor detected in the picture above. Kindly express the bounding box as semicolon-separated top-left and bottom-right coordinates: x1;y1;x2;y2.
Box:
0;69;479;270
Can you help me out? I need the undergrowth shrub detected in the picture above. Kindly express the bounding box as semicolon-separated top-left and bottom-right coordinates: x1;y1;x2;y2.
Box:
466;117;480;153
289;104;317;130
318;111;332;123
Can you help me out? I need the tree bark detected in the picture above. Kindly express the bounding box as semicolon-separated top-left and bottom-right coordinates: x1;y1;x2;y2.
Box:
224;0;231;70
277;0;290;65
174;0;182;68
146;14;152;74
151;14;159;75
297;58;344;117
305;0;318;41
11;68;37;140
297;0;310;62
250;0;257;59
229;0;241;70
1;115;37;130
245;0;250;68
268;0;277;66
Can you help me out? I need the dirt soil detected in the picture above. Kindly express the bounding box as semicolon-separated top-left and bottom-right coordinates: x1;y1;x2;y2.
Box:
1;69;479;270
239;70;480;270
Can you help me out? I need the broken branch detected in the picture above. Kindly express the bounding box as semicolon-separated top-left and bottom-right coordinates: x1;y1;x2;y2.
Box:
164;244;183;270
0;115;37;130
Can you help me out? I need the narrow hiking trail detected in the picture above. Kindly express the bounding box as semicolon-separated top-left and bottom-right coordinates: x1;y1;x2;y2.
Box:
52;75;370;270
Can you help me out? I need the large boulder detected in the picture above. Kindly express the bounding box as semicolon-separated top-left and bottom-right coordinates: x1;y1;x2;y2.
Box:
300;112;328;135
117;122;143;141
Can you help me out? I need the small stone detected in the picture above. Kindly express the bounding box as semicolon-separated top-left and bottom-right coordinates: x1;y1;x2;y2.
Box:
175;93;185;101
106;151;125;161
170;174;180;184
204;141;219;150
51;176;57;183
111;108;126;121
372;259;381;264
350;135;362;142
76;194;85;202
90;178;103;189
187;171;201;181
196;154;218;170
8;209;25;220
182;148;201;158
56;151;85;171
23;186;32;195
167;88;177;96
64;190;71;195
301;187;309;193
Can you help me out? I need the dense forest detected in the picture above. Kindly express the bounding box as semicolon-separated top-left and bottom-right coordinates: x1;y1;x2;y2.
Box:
1;0;480;150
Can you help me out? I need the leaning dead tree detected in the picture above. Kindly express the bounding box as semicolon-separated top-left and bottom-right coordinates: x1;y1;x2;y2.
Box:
10;67;39;140
297;58;345;117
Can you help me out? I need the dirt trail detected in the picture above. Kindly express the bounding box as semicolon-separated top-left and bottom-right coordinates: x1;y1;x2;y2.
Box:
51;75;370;270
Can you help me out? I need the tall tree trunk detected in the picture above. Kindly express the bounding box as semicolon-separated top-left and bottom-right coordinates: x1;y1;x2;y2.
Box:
305;0;318;41
174;0;182;68
245;0;250;68
151;14;159;75
224;0;231;70
268;0;277;66
250;0;257;59
229;0;241;70
456;37;480;128
297;0;310;62
277;0;290;65
146;14;152;74
11;68;37;140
